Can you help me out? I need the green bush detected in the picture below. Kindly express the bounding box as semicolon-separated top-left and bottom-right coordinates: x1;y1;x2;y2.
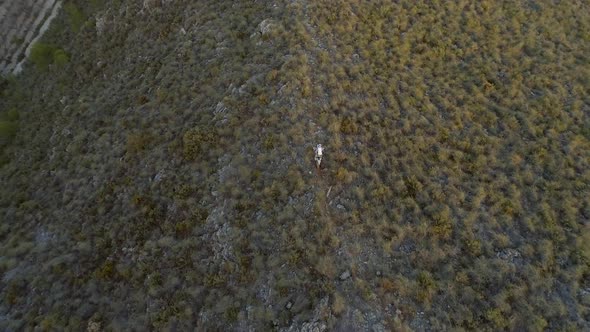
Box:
5;109;19;121
29;43;68;69
53;49;70;67
0;121;17;142
485;308;508;328
182;127;217;160
126;132;152;153
64;3;86;32
95;260;116;280
30;43;55;69
340;116;358;134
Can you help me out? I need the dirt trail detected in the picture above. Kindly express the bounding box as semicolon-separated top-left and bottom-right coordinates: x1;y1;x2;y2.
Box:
0;0;62;76
289;1;393;330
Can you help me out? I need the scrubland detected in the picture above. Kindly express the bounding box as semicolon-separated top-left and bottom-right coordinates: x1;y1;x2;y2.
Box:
0;0;589;330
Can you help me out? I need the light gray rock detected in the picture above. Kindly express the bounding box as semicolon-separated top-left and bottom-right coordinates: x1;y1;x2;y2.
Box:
257;19;275;36
496;248;521;262
95;15;107;36
280;297;328;332
340;270;351;280
300;322;326;332
372;322;386;332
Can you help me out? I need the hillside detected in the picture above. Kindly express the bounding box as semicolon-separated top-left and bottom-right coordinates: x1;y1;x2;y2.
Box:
1;0;589;330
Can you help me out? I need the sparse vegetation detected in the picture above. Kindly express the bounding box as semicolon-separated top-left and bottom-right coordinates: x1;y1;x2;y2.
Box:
0;120;17;142
0;0;588;330
64;3;86;32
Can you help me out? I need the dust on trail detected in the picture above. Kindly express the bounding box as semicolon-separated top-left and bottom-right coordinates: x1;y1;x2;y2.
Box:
0;0;63;76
